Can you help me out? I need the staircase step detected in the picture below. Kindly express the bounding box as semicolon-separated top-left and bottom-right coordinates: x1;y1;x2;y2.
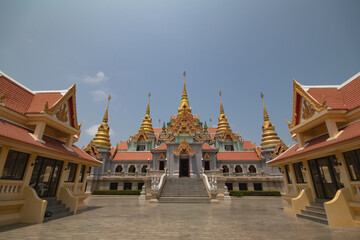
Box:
297;213;328;225
305;205;326;213
159;178;210;203
43;198;72;222
301;209;327;218
159;197;210;203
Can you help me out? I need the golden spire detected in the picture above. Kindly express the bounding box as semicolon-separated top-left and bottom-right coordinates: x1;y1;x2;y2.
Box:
139;92;154;134
216;91;231;133
261;92;269;122
93;94;112;149
178;71;192;114
260;92;281;149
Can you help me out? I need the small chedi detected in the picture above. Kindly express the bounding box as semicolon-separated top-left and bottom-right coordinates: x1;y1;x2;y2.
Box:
85;71;285;202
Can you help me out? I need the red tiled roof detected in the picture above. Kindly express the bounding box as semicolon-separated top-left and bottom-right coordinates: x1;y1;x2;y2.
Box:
152;143;167;151
27;92;63;113
270;120;360;164
207;128;217;134
118;141;128;150
0;75;34;115
113;151;153;161
202;143;217;150
153;128;162;134
339;75;360;110
0;118;101;166
217;151;260;161
307;88;346;109
243;141;254;150
305;74;360;111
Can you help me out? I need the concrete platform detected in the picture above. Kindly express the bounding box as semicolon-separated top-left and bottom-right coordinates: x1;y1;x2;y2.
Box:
0;196;360;239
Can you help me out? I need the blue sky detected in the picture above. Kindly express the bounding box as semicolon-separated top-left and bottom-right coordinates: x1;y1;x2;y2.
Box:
1;0;360;148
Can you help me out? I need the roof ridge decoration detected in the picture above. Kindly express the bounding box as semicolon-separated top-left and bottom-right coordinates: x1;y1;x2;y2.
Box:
173;137;196;155
287;79;327;128
92;94;112;148
42;83;80;129
271;140;289;158
216;91;232;134
83;140;101;158
0;91;8;105
178;71;192;114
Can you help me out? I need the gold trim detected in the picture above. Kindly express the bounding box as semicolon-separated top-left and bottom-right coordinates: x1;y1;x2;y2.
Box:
0;91;8;104
173;137;196;155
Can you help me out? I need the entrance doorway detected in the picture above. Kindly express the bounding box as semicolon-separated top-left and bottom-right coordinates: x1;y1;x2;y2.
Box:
29;157;63;198
179;158;189;177
308;156;341;199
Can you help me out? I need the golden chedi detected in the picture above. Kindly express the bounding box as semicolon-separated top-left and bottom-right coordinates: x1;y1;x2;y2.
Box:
93;94;112;149
216;91;231;133
260;92;281;149
139;92;154;134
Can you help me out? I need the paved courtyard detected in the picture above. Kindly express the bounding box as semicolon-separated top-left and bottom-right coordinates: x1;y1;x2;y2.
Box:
0;196;360;240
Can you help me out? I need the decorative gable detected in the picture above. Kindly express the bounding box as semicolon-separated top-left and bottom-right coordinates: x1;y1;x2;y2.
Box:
158;152;166;160
167;110;201;135
203;152;210;160
288;80;327;128
43;84;80;130
218;128;237;141
173;137;196;155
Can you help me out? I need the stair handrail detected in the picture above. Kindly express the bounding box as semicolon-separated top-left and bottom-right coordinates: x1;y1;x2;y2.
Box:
151;168;168;191
201;169;217;192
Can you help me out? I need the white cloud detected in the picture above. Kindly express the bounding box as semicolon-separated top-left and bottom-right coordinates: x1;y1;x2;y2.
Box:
85;124;116;137
84;71;107;83
91;90;107;101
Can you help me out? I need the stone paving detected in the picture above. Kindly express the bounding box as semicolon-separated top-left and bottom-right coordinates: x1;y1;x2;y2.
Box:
0;196;360;240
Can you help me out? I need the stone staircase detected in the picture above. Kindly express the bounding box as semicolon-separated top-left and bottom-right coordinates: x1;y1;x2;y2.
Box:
297;199;328;225
43;197;72;222
159;178;210;203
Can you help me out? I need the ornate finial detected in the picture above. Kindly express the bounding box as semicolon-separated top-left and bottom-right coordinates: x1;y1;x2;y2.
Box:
178;70;192;114
209;118;212;128
102;94;111;123
219;90;224;115
261;92;269;122
146;92;151;115
159;118;161;128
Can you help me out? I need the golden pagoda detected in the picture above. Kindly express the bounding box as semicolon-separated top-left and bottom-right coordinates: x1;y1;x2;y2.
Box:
260;92;281;148
92;94;112;149
178;71;192;114
138;92;154;134
216;91;232;133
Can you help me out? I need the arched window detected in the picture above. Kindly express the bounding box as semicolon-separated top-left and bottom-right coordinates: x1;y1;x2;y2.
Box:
115;165;123;173
249;165;256;173
235;165;243;173
141;165;148;173
128;165;136;173
222;165;229;173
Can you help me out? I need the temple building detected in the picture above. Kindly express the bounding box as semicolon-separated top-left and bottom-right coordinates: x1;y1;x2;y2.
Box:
0;71;101;226
268;73;360;226
86;72;284;201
